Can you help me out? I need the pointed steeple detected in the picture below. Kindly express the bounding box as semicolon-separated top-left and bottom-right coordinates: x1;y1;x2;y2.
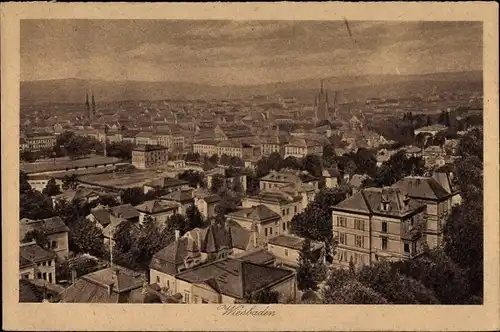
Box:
85;92;90;110
91;92;97;115
320;79;324;92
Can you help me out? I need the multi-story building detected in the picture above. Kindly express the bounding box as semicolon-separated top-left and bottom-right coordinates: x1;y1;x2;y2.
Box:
134;199;181;227
267;234;325;269
216;140;244;158
131;145;168;169
332;187;427;269
192;140;219;157
260;135;289;157
135;131;158;146
226;205;282;246
391;174;461;248
242;190;303;234
20;217;70;260
284;137;323;158
19;241;57;284
23;132;57;151
259;169;319;191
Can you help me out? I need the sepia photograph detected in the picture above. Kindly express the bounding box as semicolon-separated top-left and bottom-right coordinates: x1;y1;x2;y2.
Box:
2;2;499;331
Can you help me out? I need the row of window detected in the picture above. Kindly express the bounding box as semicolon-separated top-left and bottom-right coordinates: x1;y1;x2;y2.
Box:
281;207;298;216
38;260;53;267
338;232;366;248
36;271;54;283
336;216;390;234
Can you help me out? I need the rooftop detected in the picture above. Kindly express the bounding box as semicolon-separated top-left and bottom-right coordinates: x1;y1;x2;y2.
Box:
227;205;281;222
176;258;295;300
268;234;324;251
21;155;122;174
133;144;168;152
20;216;70;240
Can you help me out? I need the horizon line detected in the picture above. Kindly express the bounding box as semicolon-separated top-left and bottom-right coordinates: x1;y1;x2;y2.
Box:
20;69;483;86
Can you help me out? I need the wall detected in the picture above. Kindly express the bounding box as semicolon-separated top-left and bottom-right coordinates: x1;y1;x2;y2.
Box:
20;265;35;280
332;210;371;269
34;258;57;284
269;275;297;303
192;284;221;303
48;232;69;260
150;269;177;293
267;244;300;268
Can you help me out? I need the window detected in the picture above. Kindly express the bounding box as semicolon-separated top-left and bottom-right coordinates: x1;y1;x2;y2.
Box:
22;273;30;279
184;293;190;304
283;223;286;231
337;216;347;227
355;235;364;248
193;295;199;304
339;232;347;245
166;280;170;289
37;273;42;280
265;228;268;237
42;262;46;267
381;222;388;233
285;249;289;256
286;208;290;215
294;206;297;214
381;237;388;250
42;272;47;280
156;276;160;283
282;209;286;216
404;243;410;253
48;260;52;266
354;219;365;231
48;273;53;283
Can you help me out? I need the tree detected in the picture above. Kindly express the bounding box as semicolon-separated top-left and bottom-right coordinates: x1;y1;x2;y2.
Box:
20;172;56;220
229;156;244;168
324;279;389;304
393;249;471;304
96;195;120;207
61;174;78;191
303;154;323;178
42;178;61;197
70;217;105;257
185;152;201;162
245;288;280;304
356;262;439;304
231;176;243;194
107;141;134;160
219;154;231;166
185;203;205;231
432;131;447;147
20;150;37;162
426;115;432;126
120;187;146;206
267;152;284;172
208;154;219;165
114;221;134;253
165;213;188;235
22;229;49;248
456;127;483;159
291;187;349;245
178;170;204;188
210;174;225;194
283;156;303;170
296;239;318;291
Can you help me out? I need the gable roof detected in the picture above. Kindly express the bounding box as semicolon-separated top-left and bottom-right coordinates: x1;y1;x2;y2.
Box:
334;187;425;218
20;216;70;240
20;242;56;264
110;204;140;219
236;249;276;265
54;188;103;202
90;208;112;227
227;205;280;222
391;176;452;200
60;266;144;303
151;237;200;275
176;258;295;299
134;200;180;214
160;189;194;203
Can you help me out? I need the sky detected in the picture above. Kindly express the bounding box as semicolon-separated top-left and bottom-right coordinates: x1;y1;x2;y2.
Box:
21;20;482;86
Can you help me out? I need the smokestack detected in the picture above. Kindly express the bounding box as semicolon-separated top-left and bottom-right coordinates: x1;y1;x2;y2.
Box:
175;230;180;241
71;269;77;284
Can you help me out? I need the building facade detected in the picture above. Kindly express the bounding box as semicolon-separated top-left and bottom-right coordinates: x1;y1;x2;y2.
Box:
131;145;168;169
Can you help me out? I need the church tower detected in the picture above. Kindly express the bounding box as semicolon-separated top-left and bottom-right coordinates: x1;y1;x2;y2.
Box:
85;92;91;121
91;92;97;118
315;79;329;122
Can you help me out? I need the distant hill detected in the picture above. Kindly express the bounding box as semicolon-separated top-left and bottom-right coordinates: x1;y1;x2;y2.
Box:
20;71;482;105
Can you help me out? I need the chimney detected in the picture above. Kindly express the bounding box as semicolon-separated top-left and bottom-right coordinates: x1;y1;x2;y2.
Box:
175;230;180;241
141;271;149;294
71;269;77;284
107;282;114;296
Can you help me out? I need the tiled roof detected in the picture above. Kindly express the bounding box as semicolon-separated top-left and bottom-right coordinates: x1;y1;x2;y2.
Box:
245;190;301;205
19;279;44;303
176;258;295;299
260;169;318;184
323;168;341;178
392;176;452;200
20;242;56;264
20;216;70;240
227;220;252;250
134;200;179;214
132;144;167;152
110;204;140;219
227;205;280;222
160;189;194;203
60;265;145;303
54;188;103;202
151;238;200;275
202;194;221;204
334;187;425;218
236;249;276;265
268;234;324;251
90;208;112;227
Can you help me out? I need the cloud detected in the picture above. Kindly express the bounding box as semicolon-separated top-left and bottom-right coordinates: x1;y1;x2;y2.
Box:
21;20;482;84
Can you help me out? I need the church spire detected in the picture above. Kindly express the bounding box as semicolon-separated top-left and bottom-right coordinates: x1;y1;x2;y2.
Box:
320;79;324;92
91;92;97;117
